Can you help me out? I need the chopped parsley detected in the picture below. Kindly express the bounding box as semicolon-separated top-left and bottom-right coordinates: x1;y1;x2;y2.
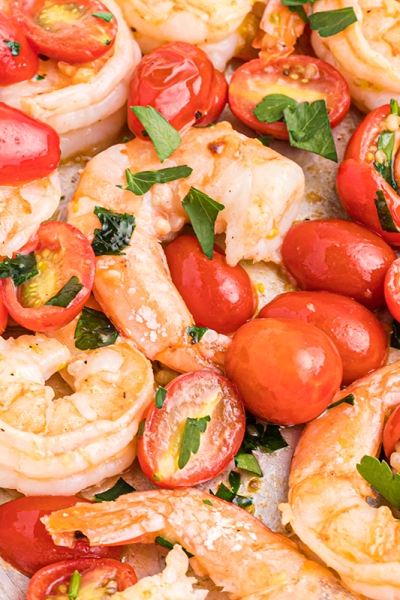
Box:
93;478;135;502
178;415;210;469
374;190;400;233
186;325;208;344
92;206;135;256
155;386;167;409
182;187;224;259
118;165;192;196
74;307;119;350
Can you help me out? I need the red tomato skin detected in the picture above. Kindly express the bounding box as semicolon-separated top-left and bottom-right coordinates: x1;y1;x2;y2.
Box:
27;558;137;600
196;69;228;126
228;56;350;140
138;370;246;488
259;291;387;385
282;219;396;310
383;404;400;459
225;318;343;426
0;496;123;577
0;10;39;84
384;258;400;321
0;102;60;185
0;296;8;334
164;235;256;334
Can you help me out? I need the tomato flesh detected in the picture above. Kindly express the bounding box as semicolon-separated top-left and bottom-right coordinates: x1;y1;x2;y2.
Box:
138;370;246;487
383;405;400;459
0;10;39;84
165;235;256;334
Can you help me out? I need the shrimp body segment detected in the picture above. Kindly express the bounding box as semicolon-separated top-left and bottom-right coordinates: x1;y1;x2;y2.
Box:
284;361;400;600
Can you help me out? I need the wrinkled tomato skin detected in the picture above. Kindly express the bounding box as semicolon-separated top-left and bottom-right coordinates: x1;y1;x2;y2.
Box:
259;291;388;385
225;318;342;426
165;235;256;334
0;496;123;577
0;103;60;185
282;219;396;310
0;10;39;85
383;405;400;459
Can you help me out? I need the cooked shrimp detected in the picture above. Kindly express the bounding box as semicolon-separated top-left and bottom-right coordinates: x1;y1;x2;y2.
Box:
0;332;153;495
311;0;400;112
282;360;400;600
0;0;140;158
43;487;358;599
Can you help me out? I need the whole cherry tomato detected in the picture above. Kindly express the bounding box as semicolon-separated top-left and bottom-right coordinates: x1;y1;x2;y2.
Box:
384;258;400;321
128;42;227;138
0;496;123;577
164;235;256;334
0;10;38;84
225;318;342;426
229;55;350;140
259;291;387;385
383;404;400;459
0;102;60;185
282;219;396;310
138;370;245;487
9;0;117;63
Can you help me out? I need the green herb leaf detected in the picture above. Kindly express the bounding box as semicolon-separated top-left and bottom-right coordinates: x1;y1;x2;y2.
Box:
155;536;194;558
327;393;355;410
284;3;308;22
229;470;241;495
92;11;114;21
35;74;46;80
155;386;167;409
309;8;357;37
235;495;253;509
131;106;181;163
137;419;145;439
74;307;119;350
178;415;211;469
213;483;235;502
391;99;400;116
391;319;400;349
122;136;131;143
68;571;81;600
259;135;273;147
374;132;397;191
0;252;38;286
45;276;84;308
234;416;288;476
186;325;208;344
118;166;192;196
374;190;400;232
213;476;253;509
182;187;224;259
235;452;263;476
203;499;213;506
357;455;400;510
92;206;135;256
4;40;20;56
93;478;135;502
260;424;289;453
284;100;337;161
253;93;298;124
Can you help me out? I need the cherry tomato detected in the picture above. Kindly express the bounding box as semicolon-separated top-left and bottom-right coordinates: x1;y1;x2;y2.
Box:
228;55;350;140
383;405;400;459
282;219;396;310
0;10;39;84
0;496;123;577
225;318;342;426
259;291;388;385
1;221;95;331
0;297;7;334
384;258;400;321
27;558;137;600
0;102;60;185
9;0;117;64
138;370;245;487
128;42;227;138
164;235;256;334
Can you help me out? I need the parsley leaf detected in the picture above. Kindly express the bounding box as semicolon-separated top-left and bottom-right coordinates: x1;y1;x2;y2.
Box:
186;325;208;344
92;206;135;256
155;386;167;409
92;11;114;21
155;536;194;558
35;74;46;80
93;478;134;502
130;106;181;162
182;187;224;259
374;132;397;191
4;40;20;56
178;415;211;469
0;252;38;286
391;99;400;116
137;419;145;439
203;499;213;506
253;94;298;124
259;135;273;147
391;319;400;349
374;190;400;233
213;471;253;509
357;455;400;510
283;0;308;22
284;100;337;161
74;307;119;350
327;393;355;410
235;453;263;476
118;165;192;196
309;8;357;37
45;276;84;308
235;417;288;476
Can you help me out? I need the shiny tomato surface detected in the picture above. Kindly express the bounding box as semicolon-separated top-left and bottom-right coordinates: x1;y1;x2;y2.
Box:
383;405;400;459
282;219;396;310
0;496;123;577
259;291;387;385
225;318;342;425
165;235;256;334
9;0;117;63
0;102;60;185
229;55;350;139
384;258;400;321
0;10;38;84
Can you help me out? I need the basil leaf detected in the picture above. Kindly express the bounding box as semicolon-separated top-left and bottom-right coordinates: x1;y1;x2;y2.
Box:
92;11;114;21
35;74;46;80
229;470;241;495
375;190;400;232
213;483;235;502
186;325;208;344
68;571;81;600
391;319;400;349
74;307;119;350
137;418;145;439
0;252;38;286
4;40;20;56
253;94;298;124
45;276;84;308
178;415;210;469
309;8;357;37
92;206;135;256
374;132;397;191
284;100;338;162
203;499;213;506
259;424;289;454
391;99;400;116
235;452;263;476
182;187;224;259
327;393;355;410
155;386;167;409
155;536;194;558
357;455;400;510
259;135;273;147
118;166;192;196
93;478;135;502
131;106;181;162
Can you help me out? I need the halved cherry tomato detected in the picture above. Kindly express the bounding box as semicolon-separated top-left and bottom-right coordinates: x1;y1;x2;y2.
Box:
259;291;388;385
27;558;137;600
225;318;342;426
0;496;123;577
0;10;39;84
383;404;400;459
1;221;95;331
9;0;117;64
0;102;60;185
138;370;245;487
128;42;227;138
164;235;256;334
282;219;396;310
228;55;350;140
